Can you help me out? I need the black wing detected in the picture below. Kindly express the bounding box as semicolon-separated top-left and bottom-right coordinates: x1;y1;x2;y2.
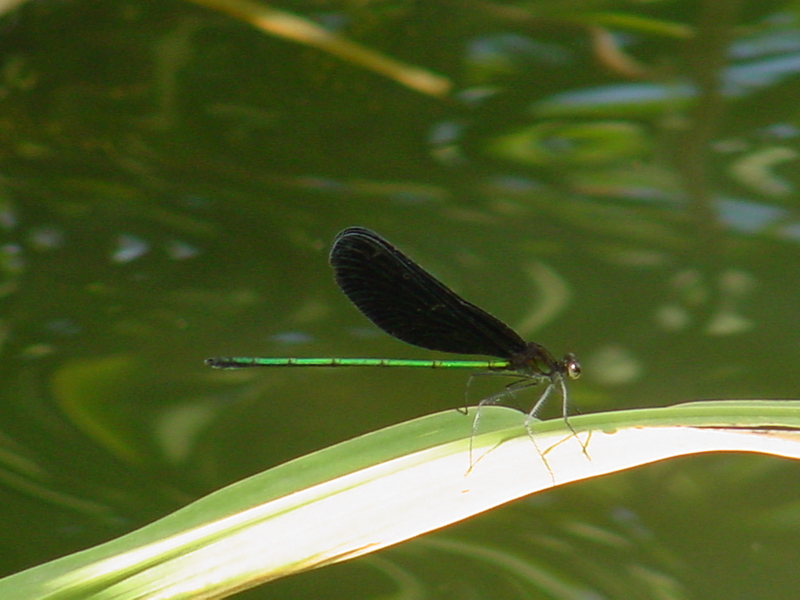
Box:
329;227;527;359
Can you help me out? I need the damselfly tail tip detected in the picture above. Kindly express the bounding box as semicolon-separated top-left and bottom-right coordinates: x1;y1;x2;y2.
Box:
205;357;233;369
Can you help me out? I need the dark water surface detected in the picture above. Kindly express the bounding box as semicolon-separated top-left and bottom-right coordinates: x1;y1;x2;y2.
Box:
1;1;800;598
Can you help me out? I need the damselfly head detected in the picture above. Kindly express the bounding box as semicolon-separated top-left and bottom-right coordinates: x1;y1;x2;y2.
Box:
563;353;581;380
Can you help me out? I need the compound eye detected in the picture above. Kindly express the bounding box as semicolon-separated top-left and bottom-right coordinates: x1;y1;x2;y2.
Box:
564;353;581;379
